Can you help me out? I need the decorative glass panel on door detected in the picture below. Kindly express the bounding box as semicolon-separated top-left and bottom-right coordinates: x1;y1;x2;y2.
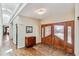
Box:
45;26;51;37
54;25;64;40
67;26;72;44
42;27;44;38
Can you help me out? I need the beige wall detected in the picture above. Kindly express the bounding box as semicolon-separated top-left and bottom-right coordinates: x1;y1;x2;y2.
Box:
41;10;74;24
41;18;74;24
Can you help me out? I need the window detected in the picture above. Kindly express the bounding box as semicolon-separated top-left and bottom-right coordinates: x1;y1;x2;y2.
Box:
54;25;64;40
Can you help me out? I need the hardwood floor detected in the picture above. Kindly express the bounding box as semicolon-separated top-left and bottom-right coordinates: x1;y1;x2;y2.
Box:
0;35;15;56
0;35;73;56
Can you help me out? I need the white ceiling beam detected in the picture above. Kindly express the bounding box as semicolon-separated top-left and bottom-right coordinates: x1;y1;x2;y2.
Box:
9;3;27;23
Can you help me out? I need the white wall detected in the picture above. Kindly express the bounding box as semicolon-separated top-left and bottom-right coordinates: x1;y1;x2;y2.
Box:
75;3;79;56
13;15;41;48
0;25;3;47
13;16;19;44
0;4;3;47
19;15;41;42
18;15;41;48
17;24;25;48
9;23;13;40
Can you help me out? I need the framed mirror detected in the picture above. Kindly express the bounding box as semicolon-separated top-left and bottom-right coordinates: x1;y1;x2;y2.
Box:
26;26;33;33
54;25;64;40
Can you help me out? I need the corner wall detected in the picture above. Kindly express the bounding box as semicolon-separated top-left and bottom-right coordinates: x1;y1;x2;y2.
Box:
0;4;3;47
41;10;74;24
13;15;41;48
75;3;79;56
19;15;41;43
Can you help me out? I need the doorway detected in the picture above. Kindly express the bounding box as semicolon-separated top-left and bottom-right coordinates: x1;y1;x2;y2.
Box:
41;21;74;55
3;26;9;35
16;24;18;49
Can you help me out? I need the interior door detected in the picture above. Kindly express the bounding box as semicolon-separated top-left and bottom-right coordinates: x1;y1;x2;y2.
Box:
53;23;65;49
41;25;52;45
44;25;52;45
66;21;74;54
18;24;25;48
41;26;45;43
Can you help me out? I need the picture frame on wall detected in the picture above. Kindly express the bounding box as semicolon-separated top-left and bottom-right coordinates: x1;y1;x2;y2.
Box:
26;26;33;33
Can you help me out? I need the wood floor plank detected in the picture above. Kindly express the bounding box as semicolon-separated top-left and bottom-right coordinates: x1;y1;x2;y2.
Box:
0;35;73;56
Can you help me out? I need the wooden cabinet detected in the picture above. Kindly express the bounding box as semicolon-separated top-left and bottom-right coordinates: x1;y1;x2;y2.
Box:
25;36;36;47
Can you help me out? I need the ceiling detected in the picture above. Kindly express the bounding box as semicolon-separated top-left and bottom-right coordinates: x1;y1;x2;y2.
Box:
2;3;19;25
2;3;19;11
20;3;75;20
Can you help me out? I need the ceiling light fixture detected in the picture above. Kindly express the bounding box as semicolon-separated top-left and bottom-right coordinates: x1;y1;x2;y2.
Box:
35;8;47;15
